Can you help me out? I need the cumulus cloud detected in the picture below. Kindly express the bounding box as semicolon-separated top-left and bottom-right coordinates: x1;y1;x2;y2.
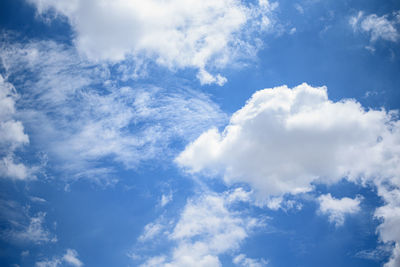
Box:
317;193;361;226
35;249;83;267
136;188;263;267
0;75;30;180
0;40;226;182
27;0;277;85
350;11;400;43
176;83;400;265
176;83;400;198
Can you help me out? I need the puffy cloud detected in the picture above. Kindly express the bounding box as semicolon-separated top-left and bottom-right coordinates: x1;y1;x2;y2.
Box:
0;75;30;180
0;40;226;182
0;155;29;180
176;83;400;265
27;0;277;85
317;193;361;226
350;11;400;43
35;249;83;267
137;189;263;267
176;83;400;198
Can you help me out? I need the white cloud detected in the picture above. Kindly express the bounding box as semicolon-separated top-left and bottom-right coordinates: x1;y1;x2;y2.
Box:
35;259;61;267
30;196;47;203
42;85;226;181
11;212;57;244
137;189;263;267
160;192;173;207
374;187;400;267
62;249;84;267
233;254;268;267
0;120;28;147
0;40;226;182
294;4;304;15
0;75;30;180
176;83;400;265
264;196;302;211
355;244;393;262
196;70;227;86
176;83;400;199
138;222;164;242
27;0;277;85
0;155;29;180
36;249;83;267
317;193;361;226
350;11;400;43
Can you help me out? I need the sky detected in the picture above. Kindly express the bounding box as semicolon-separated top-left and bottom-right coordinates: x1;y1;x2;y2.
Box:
0;0;399;266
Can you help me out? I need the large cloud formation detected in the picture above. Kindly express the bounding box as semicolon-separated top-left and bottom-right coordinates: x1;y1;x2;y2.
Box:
176;83;400;265
27;0;276;85
177;83;399;196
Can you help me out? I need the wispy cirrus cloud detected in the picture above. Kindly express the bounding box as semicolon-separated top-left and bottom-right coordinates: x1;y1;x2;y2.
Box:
0;200;56;245
10;212;57;244
374;187;400;267
0;40;227;183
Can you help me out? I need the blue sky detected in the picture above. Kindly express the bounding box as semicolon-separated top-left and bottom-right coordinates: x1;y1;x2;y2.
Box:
0;0;400;266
